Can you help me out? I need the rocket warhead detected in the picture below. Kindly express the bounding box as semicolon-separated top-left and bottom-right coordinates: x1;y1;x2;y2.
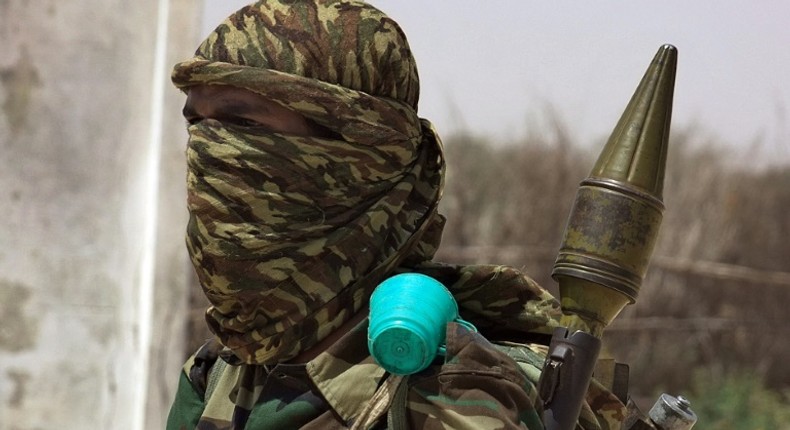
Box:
552;45;677;336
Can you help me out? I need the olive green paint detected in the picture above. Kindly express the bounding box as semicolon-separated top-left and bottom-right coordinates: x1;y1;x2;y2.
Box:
553;45;677;335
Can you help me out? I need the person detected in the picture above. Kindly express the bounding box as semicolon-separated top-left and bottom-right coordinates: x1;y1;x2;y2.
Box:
166;1;626;429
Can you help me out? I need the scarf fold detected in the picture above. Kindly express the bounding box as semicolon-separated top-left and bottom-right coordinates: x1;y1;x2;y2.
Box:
172;1;560;394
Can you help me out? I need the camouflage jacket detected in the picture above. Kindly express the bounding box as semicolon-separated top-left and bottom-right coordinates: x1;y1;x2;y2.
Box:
167;320;625;429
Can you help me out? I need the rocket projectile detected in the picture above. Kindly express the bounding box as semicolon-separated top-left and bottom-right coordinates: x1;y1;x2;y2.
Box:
552;45;677;334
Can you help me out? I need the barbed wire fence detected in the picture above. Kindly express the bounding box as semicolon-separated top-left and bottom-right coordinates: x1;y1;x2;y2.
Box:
438;244;790;285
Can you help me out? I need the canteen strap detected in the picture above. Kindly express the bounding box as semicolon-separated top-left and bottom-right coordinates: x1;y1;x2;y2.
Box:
350;374;406;430
386;374;411;430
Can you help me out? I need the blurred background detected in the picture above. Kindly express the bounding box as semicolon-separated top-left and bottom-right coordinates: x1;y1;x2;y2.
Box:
1;1;788;429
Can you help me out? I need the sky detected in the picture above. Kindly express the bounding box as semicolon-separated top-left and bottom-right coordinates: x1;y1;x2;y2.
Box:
201;1;790;162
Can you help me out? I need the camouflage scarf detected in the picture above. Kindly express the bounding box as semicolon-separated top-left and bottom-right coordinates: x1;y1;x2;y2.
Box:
172;0;445;365
172;0;560;374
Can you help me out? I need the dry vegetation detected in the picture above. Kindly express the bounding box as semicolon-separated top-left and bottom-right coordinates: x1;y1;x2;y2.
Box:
437;123;790;416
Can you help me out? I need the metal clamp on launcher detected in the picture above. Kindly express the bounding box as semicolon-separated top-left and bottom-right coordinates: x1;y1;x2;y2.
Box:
538;328;601;430
537;45;696;430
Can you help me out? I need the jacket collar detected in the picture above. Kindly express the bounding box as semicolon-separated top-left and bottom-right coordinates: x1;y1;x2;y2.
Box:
305;319;387;422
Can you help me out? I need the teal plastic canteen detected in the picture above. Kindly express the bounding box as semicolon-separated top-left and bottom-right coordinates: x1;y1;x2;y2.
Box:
368;273;475;375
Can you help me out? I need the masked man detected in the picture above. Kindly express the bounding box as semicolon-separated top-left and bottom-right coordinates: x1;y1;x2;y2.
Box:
167;1;625;429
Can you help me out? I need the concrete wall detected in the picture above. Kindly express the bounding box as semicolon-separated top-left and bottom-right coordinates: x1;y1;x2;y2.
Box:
0;0;201;428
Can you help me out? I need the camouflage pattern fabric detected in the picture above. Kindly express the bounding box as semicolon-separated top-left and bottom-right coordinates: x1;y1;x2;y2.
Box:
172;0;444;368
169;1;626;428
167;321;626;429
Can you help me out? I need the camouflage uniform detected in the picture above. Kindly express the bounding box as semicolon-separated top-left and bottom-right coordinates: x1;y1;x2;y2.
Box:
167;265;626;430
168;323;625;430
168;321;541;429
168;1;627;428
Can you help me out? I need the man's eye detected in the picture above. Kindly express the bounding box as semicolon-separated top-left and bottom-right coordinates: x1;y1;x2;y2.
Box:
229;117;262;127
239;119;261;127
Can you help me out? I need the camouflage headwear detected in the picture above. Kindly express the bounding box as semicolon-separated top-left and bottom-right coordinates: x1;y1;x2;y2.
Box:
172;0;444;365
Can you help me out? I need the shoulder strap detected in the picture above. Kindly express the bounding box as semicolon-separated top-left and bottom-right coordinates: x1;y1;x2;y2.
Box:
204;354;229;402
350;374;405;430
385;374;411;430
